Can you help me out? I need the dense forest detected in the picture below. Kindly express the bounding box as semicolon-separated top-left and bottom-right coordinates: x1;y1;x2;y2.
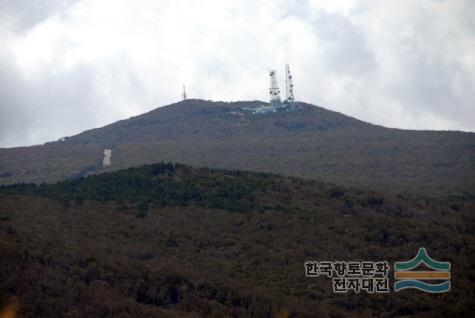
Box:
1;163;474;317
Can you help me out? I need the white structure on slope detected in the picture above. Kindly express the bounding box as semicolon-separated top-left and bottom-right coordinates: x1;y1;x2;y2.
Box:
103;149;112;167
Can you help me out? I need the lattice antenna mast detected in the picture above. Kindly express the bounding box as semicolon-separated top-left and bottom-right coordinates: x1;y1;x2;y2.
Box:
285;64;294;103
182;85;187;101
269;70;281;106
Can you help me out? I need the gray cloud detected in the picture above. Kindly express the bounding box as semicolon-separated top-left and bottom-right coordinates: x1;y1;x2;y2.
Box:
0;0;474;148
314;11;377;76
0;0;77;31
0;49;146;147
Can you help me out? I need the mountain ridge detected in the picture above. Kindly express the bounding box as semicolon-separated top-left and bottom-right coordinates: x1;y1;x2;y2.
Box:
53;100;375;145
0;99;473;196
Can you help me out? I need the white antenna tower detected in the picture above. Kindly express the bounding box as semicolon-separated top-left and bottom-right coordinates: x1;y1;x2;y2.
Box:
269;70;281;107
182;85;187;100
285;64;295;103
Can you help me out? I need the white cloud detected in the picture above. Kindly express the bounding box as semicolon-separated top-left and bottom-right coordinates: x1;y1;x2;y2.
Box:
0;0;474;147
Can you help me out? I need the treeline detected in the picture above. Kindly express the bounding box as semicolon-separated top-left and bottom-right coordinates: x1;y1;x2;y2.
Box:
3;163;471;220
0;163;273;213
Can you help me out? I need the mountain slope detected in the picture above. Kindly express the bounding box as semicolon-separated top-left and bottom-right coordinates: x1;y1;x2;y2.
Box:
0;99;473;196
59;100;371;144
1;163;474;317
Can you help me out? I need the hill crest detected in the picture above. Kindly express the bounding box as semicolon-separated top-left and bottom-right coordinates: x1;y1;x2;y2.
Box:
0;99;473;196
53;99;374;146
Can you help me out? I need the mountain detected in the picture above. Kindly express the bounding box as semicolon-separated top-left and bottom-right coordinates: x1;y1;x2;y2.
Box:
0;99;473;196
1;163;473;317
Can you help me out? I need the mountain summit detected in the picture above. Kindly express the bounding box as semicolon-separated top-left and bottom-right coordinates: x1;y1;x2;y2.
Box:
0;99;473;196
58;99;371;144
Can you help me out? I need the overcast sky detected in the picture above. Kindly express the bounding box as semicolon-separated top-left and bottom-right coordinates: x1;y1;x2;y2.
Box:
0;0;474;147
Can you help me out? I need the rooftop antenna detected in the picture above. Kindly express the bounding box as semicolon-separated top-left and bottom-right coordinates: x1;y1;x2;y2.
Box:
269;70;281;108
182;85;187;101
285;64;295;103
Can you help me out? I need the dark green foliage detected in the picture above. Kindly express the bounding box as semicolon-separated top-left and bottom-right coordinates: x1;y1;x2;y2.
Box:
136;201;149;218
0;163;265;212
0;164;474;317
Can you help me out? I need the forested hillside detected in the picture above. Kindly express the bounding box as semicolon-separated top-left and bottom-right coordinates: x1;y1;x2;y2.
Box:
1;163;474;317
1;100;473;196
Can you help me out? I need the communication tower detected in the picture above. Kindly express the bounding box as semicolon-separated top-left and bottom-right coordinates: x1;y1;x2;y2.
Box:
285;64;295;103
269;70;281;108
182;85;187;101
